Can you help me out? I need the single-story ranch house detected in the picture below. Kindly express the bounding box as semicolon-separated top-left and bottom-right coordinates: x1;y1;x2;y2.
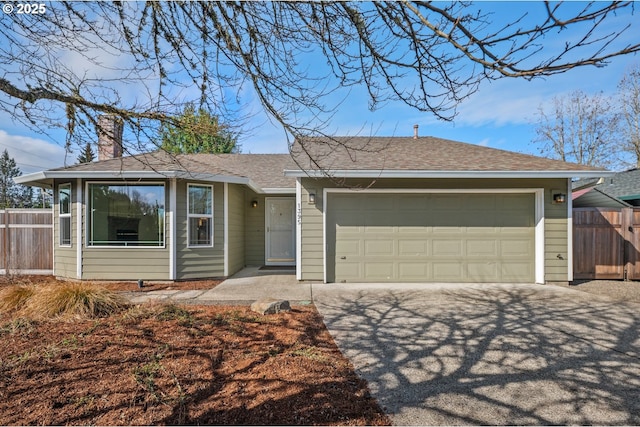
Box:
17;123;610;284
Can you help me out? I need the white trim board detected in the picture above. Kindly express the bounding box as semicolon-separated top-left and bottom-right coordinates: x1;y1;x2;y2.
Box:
322;188;546;284
566;178;573;282
169;178;177;280
296;179;302;280
224;182;229;277
76;178;82;279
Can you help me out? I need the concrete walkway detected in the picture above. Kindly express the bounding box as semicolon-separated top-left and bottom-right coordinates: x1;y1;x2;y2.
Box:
123;266;315;305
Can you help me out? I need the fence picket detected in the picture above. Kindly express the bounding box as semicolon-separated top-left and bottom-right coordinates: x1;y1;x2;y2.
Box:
573;207;640;281
0;209;53;275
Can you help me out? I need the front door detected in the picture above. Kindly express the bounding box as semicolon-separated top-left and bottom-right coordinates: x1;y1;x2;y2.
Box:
265;198;295;266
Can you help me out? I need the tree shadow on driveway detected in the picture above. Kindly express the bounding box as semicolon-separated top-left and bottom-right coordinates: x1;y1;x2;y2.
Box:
313;284;640;425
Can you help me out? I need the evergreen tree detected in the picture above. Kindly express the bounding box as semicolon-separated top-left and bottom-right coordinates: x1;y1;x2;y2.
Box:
0;149;28;208
160;105;239;154
77;142;96;164
30;188;52;209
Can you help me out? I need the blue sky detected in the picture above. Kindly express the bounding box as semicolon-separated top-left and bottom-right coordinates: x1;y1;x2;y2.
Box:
1;1;639;174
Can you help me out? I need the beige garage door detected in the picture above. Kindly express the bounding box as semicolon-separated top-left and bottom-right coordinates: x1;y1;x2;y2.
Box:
326;193;535;283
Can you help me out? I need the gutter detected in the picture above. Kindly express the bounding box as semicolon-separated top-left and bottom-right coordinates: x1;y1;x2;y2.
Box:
283;169;615;179
15;170;293;195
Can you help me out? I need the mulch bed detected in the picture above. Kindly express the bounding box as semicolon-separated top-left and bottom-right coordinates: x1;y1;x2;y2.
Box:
0;298;390;425
0;275;222;293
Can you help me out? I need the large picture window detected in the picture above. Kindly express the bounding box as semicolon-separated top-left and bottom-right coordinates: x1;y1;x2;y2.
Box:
188;184;213;247
88;183;165;247
58;184;71;246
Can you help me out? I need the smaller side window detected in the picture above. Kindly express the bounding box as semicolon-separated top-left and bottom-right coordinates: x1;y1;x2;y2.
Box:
187;184;213;247
59;184;71;246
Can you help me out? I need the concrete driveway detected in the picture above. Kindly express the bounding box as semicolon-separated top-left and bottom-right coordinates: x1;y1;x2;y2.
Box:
312;283;640;425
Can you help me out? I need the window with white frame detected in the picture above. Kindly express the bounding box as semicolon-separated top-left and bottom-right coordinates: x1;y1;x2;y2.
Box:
59;183;71;246
87;183;165;247
187;184;213;247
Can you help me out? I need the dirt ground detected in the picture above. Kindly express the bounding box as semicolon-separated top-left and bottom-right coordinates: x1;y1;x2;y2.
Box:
0;276;389;426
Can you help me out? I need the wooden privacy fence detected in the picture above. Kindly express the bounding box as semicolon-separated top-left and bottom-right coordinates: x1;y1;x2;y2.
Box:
573;207;640;280
0;209;53;275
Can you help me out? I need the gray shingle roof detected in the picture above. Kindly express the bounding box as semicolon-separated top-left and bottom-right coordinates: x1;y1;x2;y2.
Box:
290;136;606;172
37;136;607;191
594;168;640;199
53;151;297;189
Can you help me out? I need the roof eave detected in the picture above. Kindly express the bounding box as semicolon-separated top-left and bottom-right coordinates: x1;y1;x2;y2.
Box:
16;170;181;185
283;169;614;179
14;170;295;195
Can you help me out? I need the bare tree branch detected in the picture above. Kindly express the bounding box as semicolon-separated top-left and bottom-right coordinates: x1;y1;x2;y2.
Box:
0;1;638;166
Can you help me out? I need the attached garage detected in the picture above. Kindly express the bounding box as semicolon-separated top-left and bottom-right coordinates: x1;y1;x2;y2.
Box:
287;136;611;284
326;191;541;283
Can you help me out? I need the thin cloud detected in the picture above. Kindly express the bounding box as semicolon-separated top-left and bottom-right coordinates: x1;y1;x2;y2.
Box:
0;130;67;174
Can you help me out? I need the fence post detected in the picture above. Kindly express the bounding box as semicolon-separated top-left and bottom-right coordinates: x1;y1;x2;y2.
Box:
2;209;7;273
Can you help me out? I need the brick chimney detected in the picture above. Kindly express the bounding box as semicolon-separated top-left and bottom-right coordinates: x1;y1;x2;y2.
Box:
413;124;419;139
97;115;123;161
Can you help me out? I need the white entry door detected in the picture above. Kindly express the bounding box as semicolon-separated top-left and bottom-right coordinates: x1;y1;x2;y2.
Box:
265;198;296;266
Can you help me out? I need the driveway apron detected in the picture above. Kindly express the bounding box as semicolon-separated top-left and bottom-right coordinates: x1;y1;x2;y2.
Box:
312;283;640;425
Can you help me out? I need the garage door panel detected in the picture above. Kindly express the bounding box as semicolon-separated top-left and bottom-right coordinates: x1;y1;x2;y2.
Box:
329;192;535;283
433;262;464;280
467;262;499;281
398;262;431;279
335;239;361;255
398;240;429;256
433;240;462;256
335;262;361;281
364;262;394;280
501;240;534;257
501;263;534;281
467;240;498;257
364;239;394;256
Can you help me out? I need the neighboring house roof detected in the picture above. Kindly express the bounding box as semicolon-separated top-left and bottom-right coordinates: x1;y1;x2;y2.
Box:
572;186;631;208
592;168;640;201
285;136;610;178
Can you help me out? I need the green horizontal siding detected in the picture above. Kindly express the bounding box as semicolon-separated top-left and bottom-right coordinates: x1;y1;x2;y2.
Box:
53;180;77;278
228;184;245;275
82;248;169;280
175;180;225;280
244;193;266;266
